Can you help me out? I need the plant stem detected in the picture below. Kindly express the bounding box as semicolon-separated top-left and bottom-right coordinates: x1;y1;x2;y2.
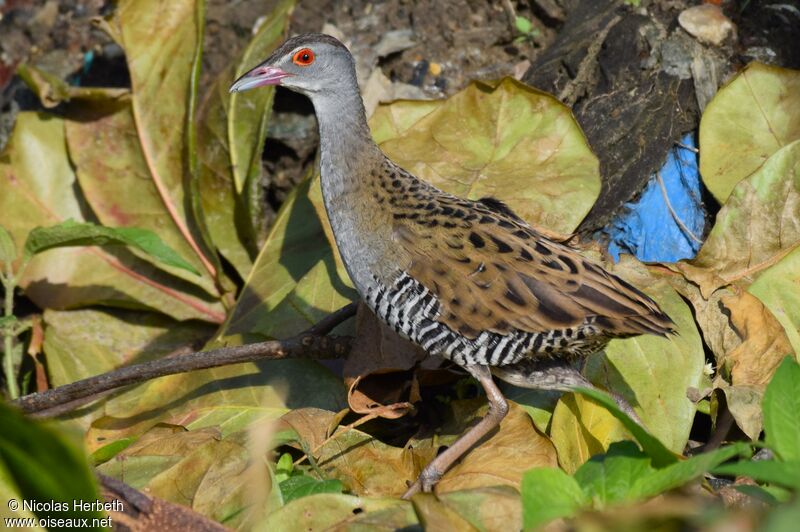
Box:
2;262;19;399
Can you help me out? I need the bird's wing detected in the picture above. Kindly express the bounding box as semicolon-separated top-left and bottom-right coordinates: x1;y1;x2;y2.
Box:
392;198;674;340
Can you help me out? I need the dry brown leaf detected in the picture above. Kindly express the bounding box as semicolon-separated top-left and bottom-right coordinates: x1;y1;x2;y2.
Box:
436;401;557;493
666;275;792;438
315;428;437;497
279;408;341;451
342;304;431;422
719;291;792;386
411;493;478;531
347;375;415;420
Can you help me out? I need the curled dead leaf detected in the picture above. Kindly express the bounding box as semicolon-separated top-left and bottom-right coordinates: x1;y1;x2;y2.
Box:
348;375;415;420
719;291;792;387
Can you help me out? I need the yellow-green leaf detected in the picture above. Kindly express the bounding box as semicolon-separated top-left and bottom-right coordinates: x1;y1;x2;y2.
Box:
699;62;800;203
370;78;601;234
551;256;704;471
196;0;295;278
221;176;357;340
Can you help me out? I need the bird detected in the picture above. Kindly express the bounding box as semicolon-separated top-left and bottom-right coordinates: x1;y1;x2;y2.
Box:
230;33;675;498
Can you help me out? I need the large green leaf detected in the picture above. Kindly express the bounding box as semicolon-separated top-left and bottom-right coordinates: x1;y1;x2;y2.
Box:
0;112;225;322
762;357;800;463
574;441;749;507
370;78;601;234
196;0;295;278
686;141;800;294
220;176;357;340
699;63;800;203
550;256;704;472
573;441;654;507
65;99;220;296
521;467;587;529
0;402;103;528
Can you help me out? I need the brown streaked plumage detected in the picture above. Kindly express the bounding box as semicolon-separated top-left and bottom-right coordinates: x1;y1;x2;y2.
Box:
231;33;675;498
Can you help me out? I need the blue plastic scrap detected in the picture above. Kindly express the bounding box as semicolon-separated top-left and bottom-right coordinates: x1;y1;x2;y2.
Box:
602;132;705;263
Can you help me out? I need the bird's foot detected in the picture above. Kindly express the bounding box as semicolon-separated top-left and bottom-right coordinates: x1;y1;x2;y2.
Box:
401;466;443;499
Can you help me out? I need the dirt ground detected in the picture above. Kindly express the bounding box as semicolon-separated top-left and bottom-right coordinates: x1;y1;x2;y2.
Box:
1;0;799;221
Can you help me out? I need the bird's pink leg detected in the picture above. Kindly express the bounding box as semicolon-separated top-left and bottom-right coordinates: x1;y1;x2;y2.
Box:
402;364;508;499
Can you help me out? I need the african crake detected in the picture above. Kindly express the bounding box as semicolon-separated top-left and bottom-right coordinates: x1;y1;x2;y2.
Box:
230;33;675;497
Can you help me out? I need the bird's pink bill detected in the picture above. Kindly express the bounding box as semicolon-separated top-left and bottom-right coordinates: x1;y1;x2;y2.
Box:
229;66;292;93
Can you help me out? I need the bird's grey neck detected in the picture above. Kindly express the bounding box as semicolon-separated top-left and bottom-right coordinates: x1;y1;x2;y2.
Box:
311;88;392;293
313;89;380;199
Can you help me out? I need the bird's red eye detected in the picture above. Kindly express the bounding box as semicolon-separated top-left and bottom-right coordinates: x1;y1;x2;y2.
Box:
292;48;315;66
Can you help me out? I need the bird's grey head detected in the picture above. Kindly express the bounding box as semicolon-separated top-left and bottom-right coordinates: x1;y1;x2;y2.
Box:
229;33;356;98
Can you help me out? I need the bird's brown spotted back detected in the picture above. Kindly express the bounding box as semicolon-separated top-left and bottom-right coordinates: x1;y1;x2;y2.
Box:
387;176;675;340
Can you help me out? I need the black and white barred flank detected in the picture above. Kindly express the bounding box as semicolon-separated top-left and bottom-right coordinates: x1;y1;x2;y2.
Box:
363;272;606;367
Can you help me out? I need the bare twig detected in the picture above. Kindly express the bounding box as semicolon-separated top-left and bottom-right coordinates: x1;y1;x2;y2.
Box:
13;303;357;416
704;405;735;451
655;171;704;245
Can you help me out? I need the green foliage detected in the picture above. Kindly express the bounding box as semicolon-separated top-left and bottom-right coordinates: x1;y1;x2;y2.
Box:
0;402;103;528
714;358;800;494
514;16;540;43
273;452;344;503
699;63;800;204
279;476;345;503
523;357;800;528
24;220;199;275
523;430;751;526
521;467;586;529
0;226;15;264
762;357;800;463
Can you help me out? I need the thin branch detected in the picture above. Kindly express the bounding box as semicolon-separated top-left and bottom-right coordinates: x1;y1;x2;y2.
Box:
13;303;357;416
655;171;704;244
